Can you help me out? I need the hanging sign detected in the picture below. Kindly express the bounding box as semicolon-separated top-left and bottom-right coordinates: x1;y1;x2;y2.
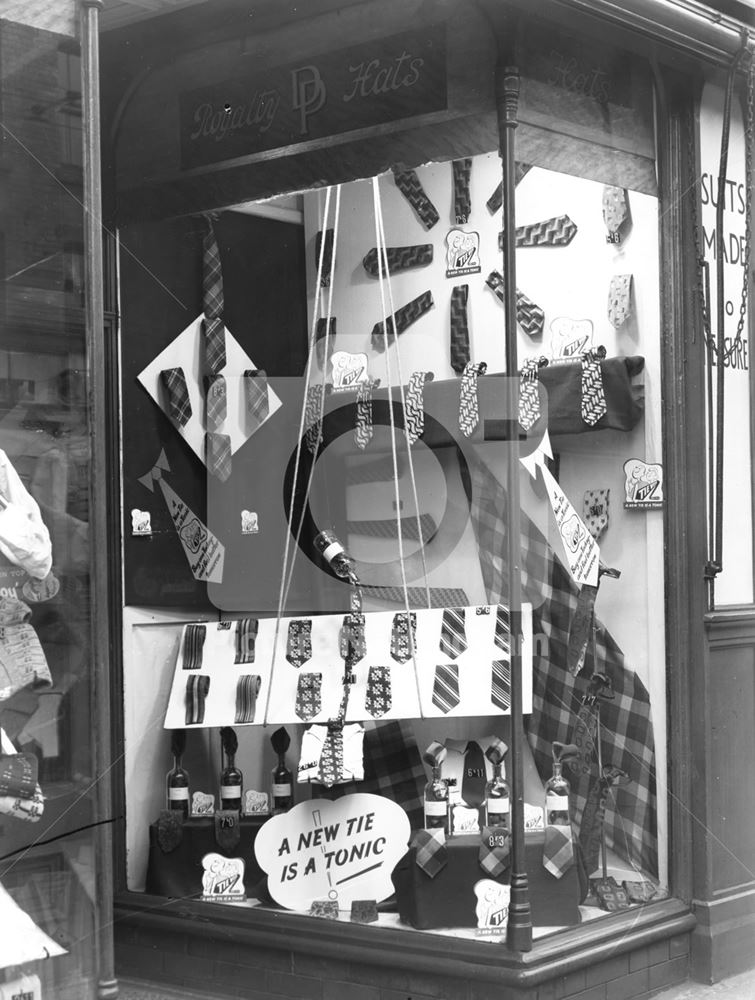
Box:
254;794;410;910
622;458;663;509
445;229;481;278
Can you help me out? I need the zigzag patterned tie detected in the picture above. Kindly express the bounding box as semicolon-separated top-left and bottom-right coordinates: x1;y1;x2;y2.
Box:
449;284;470;375
602;186;630;244
315;229;334;287
607;274;633;328
304;384;324;455
439;607;467;658
458;361;486;437
486;162;532;213
431;663;460;713
354;378;374;450
405;371;428;444
205;431;232;482
362;245;433;277
452;158;472;224
160;367;192;428
499;214;578;250
203;223;226;374
518;358;541;431
581;352;607;425
371;290;434;352
244;370;269;430
486;272;545;339
391;166;439;229
204;373;227;429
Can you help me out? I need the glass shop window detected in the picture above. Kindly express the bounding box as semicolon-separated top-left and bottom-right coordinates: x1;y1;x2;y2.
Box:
120;27;667;944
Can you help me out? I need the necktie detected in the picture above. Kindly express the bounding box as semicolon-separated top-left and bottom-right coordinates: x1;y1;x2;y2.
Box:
205;431;232;482
391;165;439;229
361;584;469;607
371;290;434;352
318;722;345;787
234;674;261;723
458;361;486;437
452;158;472;224
581;352;607;426
607;274;633;328
182;624;206;670
412;828;448;878
461;740;487;807
491;659;511;711
185;674;210;725
160;367;192;428
286;619;312;668
431;663;460;713
354;378;374;450
351;900;379;923
479;827;510;878
390;611;416;663
439;607;467;658
579;765;631;876
315;317;336;370
503;214;578;249
449;284;470;375
363;245;433;277
204;373;227;429
602;186;631;244
0;752;37;800
315;228;334;287
485;272;545;339
365;665;392;718
203;224;226;374
340;613;366;664
294;672;321;721
346;454;406;486
405;371;429;444
310;900;340;919
244;369;269;430
543;824;574;879
566;582;598;676
494;604;509;653
304;384;324;455
570;700;598;776
234;618;259;663
583;489;610;541
346;513;437;542
518;358;541;431
486;162;532;213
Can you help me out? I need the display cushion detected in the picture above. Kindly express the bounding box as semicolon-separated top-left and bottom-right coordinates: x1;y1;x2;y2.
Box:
146;816;267;899
391;832;581;929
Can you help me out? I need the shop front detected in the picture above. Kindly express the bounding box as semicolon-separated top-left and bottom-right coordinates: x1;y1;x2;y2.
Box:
99;1;755;998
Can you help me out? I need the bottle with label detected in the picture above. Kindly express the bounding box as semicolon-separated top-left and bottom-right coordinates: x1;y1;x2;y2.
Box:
166;739;190;819
219;727;243;812
483;759;510;829
544;759;571;826
313;529;357;582
423;764;449;834
271;752;293;815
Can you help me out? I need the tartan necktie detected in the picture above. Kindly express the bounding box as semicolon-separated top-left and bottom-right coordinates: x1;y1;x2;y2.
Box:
390;611;416;663
431;663;460;713
543;823;575;879
318;722;345;787
452;158;472;224
354;378;374;450
486;162;531;213
204;373;227;429
607;274;633;328
485;271;545;339
304;384;324;454
203;224;226;374
391;165;439;229
205;431;232;482
518;358;541;431
449;284;470;375
371;290;434;352
182;624;206;670
160;367;192;428
479;826;510;878
458;361;486;437
405;371;429;444
362;244;433;277
234;674;261;724
365;665;392;718
412;828;447;878
461;740;486;807
244;369;269;430
583;489;610;541
439;607;467;659
315;228;334;287
185;674;210;725
294;672;321;721
602;186;631;244
234;618;258;663
286;619;312;668
581;352;607;425
491;659;511;711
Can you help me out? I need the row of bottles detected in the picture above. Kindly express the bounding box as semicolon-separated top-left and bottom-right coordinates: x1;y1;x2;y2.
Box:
166;726;293;818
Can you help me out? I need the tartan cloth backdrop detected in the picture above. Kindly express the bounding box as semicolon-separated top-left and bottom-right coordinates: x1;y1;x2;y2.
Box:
469;459;658;877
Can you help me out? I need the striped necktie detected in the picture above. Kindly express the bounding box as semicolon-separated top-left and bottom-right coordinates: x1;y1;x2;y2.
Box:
439;607;467;659
431;663;460;713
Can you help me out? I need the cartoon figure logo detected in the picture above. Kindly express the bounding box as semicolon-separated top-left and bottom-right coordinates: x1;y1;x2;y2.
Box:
474;880;511;934
623;459;664;509
192;792;215;816
561;513;585;553
131;509;152;536
550;317;594;362
241;510;259;534
201;853;246;902
180;516;207;554
445;229;481;277
331;351;368;391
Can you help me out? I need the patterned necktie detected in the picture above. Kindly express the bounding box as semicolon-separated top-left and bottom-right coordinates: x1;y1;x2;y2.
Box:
583;489;610;541
485;272;545;338
461;740;486;807
506;214;578;248
0;753;37;800
234;674;261;723
581;352;607;425
405;371;429;444
390;611;416;663
579;766;631;876
566;582;599;676
318;723;345;787
346;513;436;542
361;584;468;607
458;361;486;437
340;613;366;665
203;224;226;374
570;701;599;777
362;245;433;277
371;290;434;352
185;674;210;725
286;619;312;668
486;162;532;213
294;672;321;721
315;228;334;287
304;384;324;454
439;607;467;658
479;826;510;878
391;165;440;229
449;284;470;375
518;358;541;431
491;659;511;711
365;665;392;718
607;274;633;328
182;624;206;670
602;186;631;244
244;369;269;430
354;378;374;450
412;828;448;878
234;618;258;663
160;367;192;428
204;373;227;429
452;158;472;224
205;431;232;482
431;663;460;713
494;604;509;653
543;823;575;879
